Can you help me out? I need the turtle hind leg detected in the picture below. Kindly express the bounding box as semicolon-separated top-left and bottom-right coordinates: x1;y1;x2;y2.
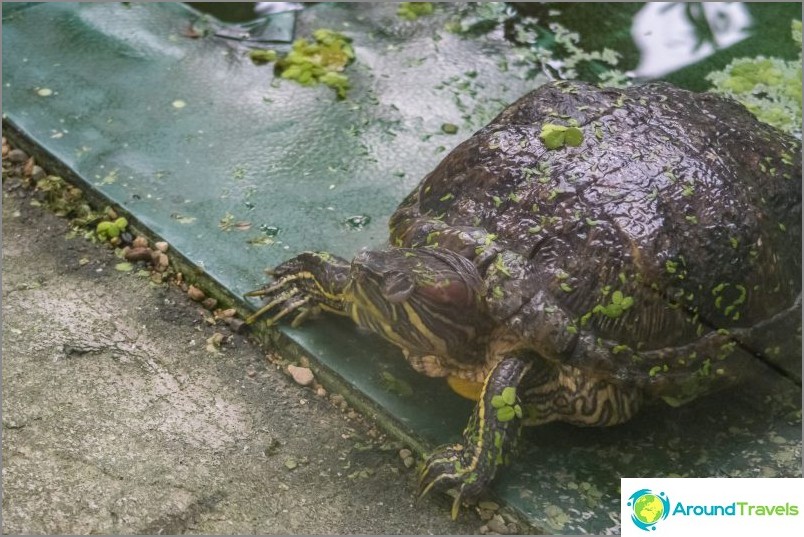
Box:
520;363;643;427
419;355;531;518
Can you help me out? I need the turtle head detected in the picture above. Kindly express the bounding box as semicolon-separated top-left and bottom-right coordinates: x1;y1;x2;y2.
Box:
346;248;488;359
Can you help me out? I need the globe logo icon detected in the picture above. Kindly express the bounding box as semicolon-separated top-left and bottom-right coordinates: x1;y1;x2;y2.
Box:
627;489;670;531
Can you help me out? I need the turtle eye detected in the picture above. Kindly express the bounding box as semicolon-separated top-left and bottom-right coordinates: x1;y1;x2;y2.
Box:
380;271;415;303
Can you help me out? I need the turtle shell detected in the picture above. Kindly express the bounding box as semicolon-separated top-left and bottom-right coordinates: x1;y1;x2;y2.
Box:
391;81;801;394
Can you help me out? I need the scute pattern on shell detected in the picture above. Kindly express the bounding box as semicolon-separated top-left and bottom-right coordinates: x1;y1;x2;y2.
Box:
391;81;801;388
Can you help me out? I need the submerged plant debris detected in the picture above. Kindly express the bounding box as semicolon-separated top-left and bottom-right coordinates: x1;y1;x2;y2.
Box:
706;19;802;137
397;2;434;21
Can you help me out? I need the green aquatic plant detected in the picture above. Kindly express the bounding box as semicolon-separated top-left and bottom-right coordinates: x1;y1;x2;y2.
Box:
540;123;584;149
706;19;802;137
445;3;631;87
96;217;128;241
248;49;277;64
397;2;434;21
264;29;355;99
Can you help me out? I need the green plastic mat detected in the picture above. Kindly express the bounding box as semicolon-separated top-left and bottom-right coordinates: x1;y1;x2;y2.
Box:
3;3;801;533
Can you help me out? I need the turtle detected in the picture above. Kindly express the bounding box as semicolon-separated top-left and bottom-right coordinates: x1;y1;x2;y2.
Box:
246;80;802;516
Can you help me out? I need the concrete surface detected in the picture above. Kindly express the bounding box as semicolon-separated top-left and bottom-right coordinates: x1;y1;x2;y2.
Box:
1;155;501;534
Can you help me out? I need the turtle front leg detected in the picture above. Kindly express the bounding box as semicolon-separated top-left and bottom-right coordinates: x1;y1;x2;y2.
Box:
419;355;531;518
245;252;351;326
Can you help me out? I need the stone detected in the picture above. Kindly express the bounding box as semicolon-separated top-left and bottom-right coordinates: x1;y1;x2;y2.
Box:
288;365;314;387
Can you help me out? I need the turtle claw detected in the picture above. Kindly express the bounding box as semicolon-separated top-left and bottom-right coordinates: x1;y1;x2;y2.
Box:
418;443;485;519
244;287;302;325
265;295;311;326
245;252;351;326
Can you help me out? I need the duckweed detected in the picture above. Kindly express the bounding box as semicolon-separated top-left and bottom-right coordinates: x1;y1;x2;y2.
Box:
706;20;802;136
272;29;355;99
96;217;128;241
587;289;634;321
248;49;277;64
540;123;584;150
491;386;522;422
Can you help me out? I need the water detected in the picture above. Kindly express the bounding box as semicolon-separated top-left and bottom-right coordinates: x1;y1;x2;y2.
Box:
186;1;303;22
188;2;801;91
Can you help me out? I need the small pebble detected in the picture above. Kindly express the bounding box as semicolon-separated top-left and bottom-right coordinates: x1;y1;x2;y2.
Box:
124;246;154;262
208;333;225;345
287;365;314;387
187;285;206;302
31;165;46;181
23;157;34;177
403;456;415;469
224;317;246;334
478;501;500;511
7;149;28;163
132;236;149;248
399;448;412;461
202;297;218;310
315;387;327;397
155;252;170;272
154;241;169;253
246;368;257;378
487;514;510;534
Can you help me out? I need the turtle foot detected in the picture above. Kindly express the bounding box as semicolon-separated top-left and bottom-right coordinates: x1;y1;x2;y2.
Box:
418;443;489;519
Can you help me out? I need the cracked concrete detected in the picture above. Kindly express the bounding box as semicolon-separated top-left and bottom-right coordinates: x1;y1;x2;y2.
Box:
1;176;487;534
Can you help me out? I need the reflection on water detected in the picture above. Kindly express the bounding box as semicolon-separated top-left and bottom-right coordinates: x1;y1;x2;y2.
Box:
186;2;302;23
629;2;752;78
254;2;304;16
